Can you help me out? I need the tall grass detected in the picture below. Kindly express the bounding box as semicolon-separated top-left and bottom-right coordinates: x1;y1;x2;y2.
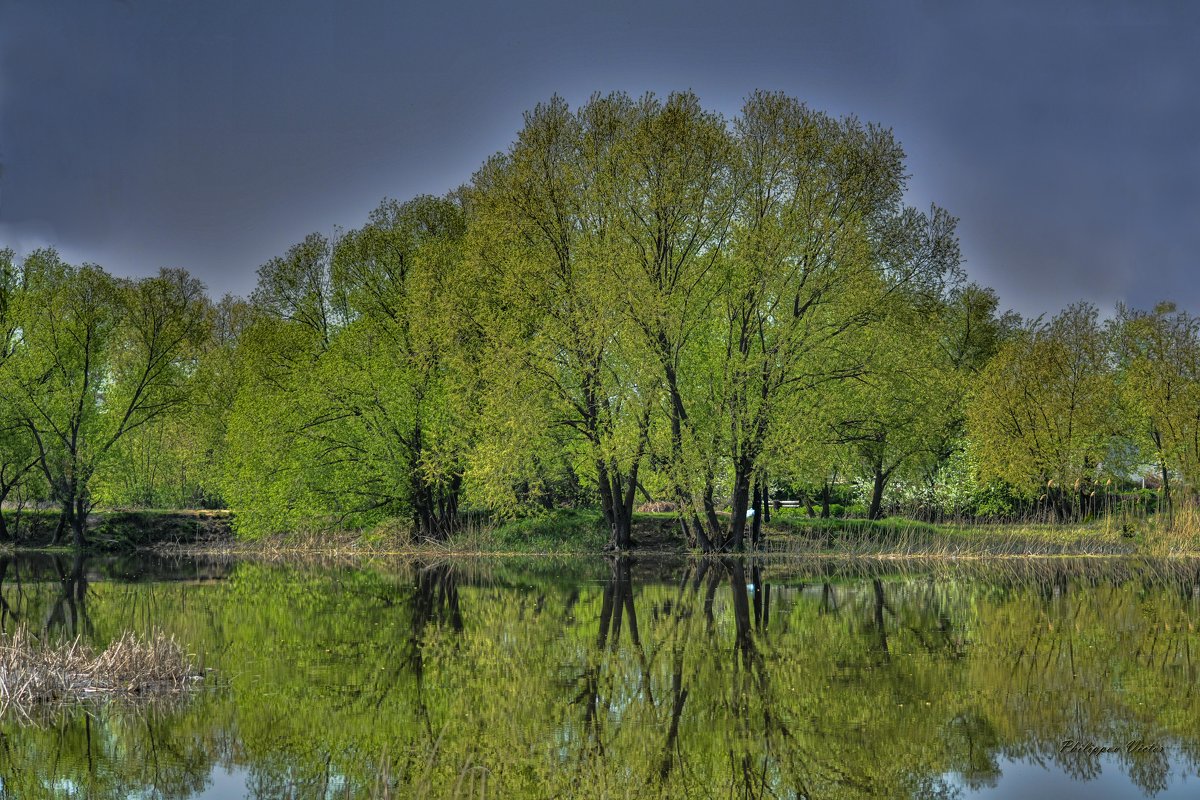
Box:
1140;502;1200;555
765;511;1142;557
155;497;1200;559
0;626;199;723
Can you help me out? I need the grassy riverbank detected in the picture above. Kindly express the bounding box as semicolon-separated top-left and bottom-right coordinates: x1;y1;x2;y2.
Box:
159;507;1200;559
5;506;1199;558
0;509;233;551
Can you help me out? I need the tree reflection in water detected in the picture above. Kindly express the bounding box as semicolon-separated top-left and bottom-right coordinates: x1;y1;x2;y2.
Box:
0;556;1198;798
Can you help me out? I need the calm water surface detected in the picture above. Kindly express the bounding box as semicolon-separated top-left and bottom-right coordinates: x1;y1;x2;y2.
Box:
1;553;1199;799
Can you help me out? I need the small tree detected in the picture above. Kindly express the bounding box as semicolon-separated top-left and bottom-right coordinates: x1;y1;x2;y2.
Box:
968;303;1118;521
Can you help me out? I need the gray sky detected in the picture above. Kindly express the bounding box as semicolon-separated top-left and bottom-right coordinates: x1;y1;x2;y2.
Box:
1;0;1197;317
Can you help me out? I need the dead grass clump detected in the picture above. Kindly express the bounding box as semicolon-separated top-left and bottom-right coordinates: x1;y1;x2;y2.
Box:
637;500;678;513
0;626;199;721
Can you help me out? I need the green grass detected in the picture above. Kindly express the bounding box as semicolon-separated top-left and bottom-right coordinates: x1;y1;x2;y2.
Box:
769;513;942;537
197;507;1200;559
482;509;608;552
631;510;679;520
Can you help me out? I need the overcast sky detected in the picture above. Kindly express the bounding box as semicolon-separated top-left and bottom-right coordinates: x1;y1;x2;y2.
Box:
1;0;1197;317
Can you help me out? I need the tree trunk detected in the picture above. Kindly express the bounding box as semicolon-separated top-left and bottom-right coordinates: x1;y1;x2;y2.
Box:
412;475;438;541
609;472;629;550
1161;462;1173;530
867;462;888;521
690;512;715;552
598;461;638;551
0;487;8;542
52;492;73;546
1048;486;1069;523
820;483;831;518
611;509;633;551
72;495;88;550
727;463;753;552
51;511;67;545
596;458;617;547
701;479;722;546
662;362;716;550
618;455;641;550
749;474;763;549
760;473;770;524
600;468;629;551
434;473;463;535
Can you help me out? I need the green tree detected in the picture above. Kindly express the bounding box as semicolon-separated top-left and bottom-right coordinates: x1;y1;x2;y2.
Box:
467;91;961;550
331;195;476;538
469;95;660;549
0;248;41;539
825;282;1015;521
610;91;736;550
224;197;475;539
830;297;963;519
968;303;1118;520
1112;301;1200;525
708;93;959;546
6;252;210;546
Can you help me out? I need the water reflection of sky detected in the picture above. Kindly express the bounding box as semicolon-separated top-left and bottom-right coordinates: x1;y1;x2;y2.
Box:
178;757;1200;800
956;754;1200;799
191;767;250;800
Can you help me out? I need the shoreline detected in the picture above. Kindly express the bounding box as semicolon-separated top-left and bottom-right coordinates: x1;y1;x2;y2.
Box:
4;507;1199;560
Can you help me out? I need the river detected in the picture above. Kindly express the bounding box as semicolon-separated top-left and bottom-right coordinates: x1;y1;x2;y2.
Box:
1;553;1198;799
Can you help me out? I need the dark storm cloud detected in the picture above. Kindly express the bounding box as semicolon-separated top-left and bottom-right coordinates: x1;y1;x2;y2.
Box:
1;0;1197;316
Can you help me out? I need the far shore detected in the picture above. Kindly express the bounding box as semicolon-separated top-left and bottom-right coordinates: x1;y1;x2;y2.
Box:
6;507;1199;561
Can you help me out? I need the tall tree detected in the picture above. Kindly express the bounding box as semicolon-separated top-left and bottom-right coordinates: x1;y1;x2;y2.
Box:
709;93;958;548
332;195;476;538
7;252;210;547
608;92;736;550
0;249;40;539
224;198;475;540
469;95;659;549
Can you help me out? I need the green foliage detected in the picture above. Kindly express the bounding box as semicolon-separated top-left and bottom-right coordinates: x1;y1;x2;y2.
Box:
967;303;1120;519
7;92;1200;549
90;416;219;509
0;253;211;545
219;196;477;540
1112;302;1200;522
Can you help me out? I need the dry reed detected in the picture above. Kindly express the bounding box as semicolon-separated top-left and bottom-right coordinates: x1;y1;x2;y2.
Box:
0;626;199;723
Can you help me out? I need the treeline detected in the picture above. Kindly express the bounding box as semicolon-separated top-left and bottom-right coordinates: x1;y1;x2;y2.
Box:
2;91;1198;550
